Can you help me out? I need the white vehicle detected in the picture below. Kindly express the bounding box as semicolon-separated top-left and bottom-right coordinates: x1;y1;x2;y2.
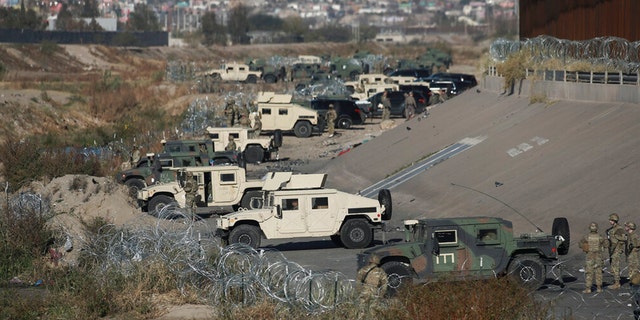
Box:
205;126;282;163
257;92;324;138
215;174;392;249
199;62;261;83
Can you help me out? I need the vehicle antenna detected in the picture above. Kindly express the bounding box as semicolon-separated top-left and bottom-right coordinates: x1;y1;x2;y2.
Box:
450;182;544;233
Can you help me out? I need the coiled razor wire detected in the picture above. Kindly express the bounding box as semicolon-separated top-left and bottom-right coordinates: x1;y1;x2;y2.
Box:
490;35;640;73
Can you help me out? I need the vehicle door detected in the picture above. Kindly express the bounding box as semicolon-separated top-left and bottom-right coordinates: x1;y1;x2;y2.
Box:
276;197;307;234
210;170;241;205
431;227;471;274
305;195;336;233
470;224;507;276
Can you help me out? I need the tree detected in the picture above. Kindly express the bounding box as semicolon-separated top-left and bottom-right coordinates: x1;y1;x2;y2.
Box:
282;16;308;42
126;4;160;32
81;0;99;18
249;13;283;31
200;11;226;46
227;4;250;44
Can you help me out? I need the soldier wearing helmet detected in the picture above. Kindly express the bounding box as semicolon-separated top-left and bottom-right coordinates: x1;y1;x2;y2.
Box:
182;171;197;219
224;100;236;127
607;213;627;289
626;222;640;282
225;135;237;151
356;255;388;299
579;222;606;293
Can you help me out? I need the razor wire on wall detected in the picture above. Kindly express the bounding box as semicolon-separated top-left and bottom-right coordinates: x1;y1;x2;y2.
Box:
490;35;640;73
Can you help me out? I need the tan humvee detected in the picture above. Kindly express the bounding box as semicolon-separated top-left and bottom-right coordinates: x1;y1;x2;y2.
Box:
199;62;262;83
205;126;282;163
256;92;323;138
345;73;399;101
215;175;392;249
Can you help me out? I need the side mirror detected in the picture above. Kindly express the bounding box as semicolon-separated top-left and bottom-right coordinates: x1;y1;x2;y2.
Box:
431;235;440;256
274;204;282;219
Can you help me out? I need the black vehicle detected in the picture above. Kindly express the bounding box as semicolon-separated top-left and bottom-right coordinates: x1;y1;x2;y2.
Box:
368;90;428;118
387;68;432;80
424;72;478;94
309;97;366;129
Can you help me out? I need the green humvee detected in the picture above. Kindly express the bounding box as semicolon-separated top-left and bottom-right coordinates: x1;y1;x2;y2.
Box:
357;217;570;295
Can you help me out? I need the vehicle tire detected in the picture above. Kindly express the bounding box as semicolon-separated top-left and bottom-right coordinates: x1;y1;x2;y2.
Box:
507;256;545;290
552;217;570;255
378;189;393;221
337;117;352;129
240;191;264;210
339;219;373;249
272;129;283;148
125;178;145;199
212;74;222;82
293;121;312;138
229;225;261;249
349;70;359;81
264;74;277;83
246;75;258;84
330;235;343;247
244;145;265;164
148;195;175;217
381;261;414;297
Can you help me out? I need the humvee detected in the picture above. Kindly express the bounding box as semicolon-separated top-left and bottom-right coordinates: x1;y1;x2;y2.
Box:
205;126;282;164
199;62;261;83
257;92;324;138
138;165;272;216
357;217;570;295
215;174;392;249
116;140;239;197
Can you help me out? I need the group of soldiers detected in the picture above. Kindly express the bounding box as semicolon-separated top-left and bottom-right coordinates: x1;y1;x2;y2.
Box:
223;99;262;135
579;213;640;293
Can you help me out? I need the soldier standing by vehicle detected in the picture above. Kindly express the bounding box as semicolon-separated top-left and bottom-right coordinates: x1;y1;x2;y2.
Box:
238;103;251;127
404;91;417;120
580;222;607;293
381;90;391;121
224;100;236;127
607;213;627;289
627;222;640;282
183;172;197;219
356;255;388;298
251;111;262;138
326;104;337;138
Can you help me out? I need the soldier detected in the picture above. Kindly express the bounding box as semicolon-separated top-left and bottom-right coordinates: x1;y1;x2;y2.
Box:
607;213;627;289
356;255;388;298
326;104;337;137
224;100;236;127
225;136;236;151
579;222;606;293
381;90;391;121
238;103;250;127
183;171;197;218
131;145;141;165
627;222;640;283
251;111;262;138
404;91;417;120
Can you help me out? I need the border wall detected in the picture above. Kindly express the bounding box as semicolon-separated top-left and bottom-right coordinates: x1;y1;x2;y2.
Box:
0;29;168;47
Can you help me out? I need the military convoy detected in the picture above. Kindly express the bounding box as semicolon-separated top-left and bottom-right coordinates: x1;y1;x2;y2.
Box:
215;173;392;249
205;126;282;163
357;217;570;295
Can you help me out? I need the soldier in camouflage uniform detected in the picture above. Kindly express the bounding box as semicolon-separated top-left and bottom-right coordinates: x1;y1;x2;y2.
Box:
579;222;606;293
224;100;236;127
627;222;640;283
183;171;197;219
381;90;391;121
356;255;388;298
607;213;627;289
238;103;251;127
225;136;236;151
326;104;337;137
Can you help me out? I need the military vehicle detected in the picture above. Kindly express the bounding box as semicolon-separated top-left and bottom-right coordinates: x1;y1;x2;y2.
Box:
257;92;324;138
215;173;392;249
357;216;570;295
247;58;286;83
205;127;282;164
116;140;239;197
329;57;365;81
198;62;261;83
138;165;267;216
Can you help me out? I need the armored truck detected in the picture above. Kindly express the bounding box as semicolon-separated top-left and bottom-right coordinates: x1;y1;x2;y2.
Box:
205;127;282;164
357;217;570;295
215;174;392;249
257;92;324;138
199;62;261;83
116;140;239;197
